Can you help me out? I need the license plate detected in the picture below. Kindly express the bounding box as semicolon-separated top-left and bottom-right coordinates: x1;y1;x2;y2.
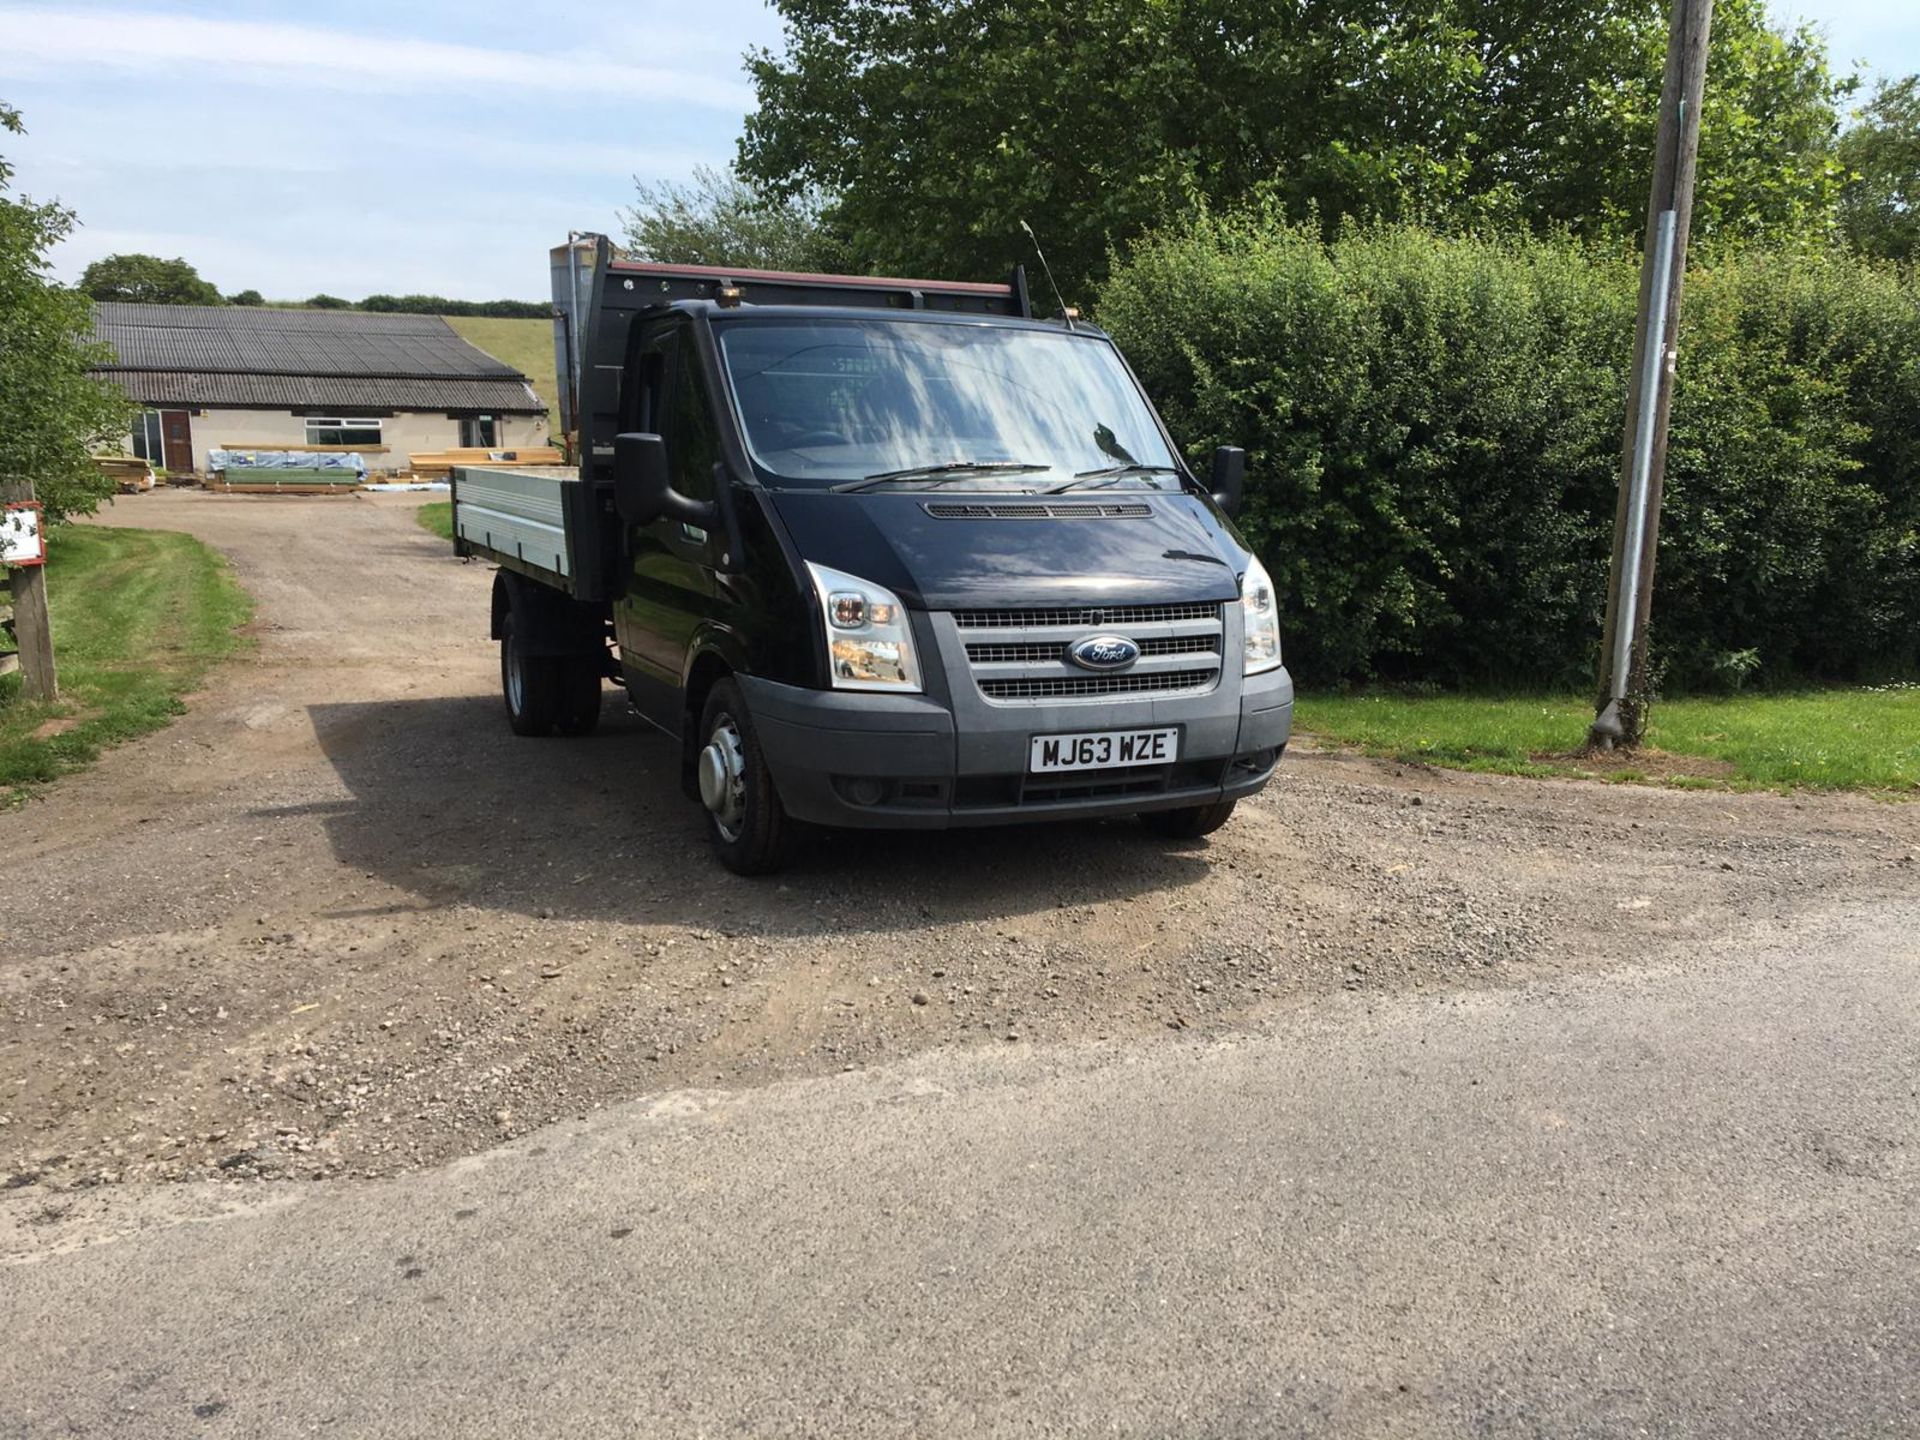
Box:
1029;727;1179;773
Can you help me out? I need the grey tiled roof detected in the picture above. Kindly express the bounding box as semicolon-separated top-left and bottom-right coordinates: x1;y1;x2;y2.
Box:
95;370;547;414
89;303;546;413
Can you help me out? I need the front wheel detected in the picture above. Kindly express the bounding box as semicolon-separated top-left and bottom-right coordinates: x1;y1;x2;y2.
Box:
696;678;801;875
1139;798;1237;840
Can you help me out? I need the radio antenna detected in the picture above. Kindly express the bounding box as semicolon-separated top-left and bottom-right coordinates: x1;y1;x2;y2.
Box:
1019;220;1076;329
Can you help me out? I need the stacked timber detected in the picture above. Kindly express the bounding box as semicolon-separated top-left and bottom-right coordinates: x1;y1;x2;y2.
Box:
408;447;563;479
96;457;157;493
205;449;368;495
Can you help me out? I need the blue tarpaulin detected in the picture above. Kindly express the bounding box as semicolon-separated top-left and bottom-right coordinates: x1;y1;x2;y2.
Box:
209;450;368;475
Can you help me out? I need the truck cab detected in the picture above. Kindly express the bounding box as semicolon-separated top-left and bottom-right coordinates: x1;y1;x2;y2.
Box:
452;236;1292;873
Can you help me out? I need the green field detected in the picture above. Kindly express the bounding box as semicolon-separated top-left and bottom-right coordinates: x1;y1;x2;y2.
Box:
444;316;559;435
0;527;252;797
1298;689;1920;792
415;501;453;541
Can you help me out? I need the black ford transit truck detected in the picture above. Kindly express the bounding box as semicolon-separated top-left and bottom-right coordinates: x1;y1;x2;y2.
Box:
450;235;1291;873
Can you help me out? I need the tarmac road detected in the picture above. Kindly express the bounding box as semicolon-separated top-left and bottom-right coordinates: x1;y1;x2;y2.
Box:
5;898;1915;1438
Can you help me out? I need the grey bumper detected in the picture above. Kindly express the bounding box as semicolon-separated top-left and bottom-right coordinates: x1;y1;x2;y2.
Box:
741;654;1293;831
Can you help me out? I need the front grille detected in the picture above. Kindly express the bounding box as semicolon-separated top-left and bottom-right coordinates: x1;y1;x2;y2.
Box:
977;669;1218;701
951;599;1228;705
966;634;1219;665
924;501;1152;520
951;601;1222;630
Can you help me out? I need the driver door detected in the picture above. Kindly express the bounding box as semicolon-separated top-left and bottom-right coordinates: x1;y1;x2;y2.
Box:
615;316;722;734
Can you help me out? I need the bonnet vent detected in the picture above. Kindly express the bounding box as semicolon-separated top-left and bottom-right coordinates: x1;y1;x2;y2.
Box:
923;501;1152;520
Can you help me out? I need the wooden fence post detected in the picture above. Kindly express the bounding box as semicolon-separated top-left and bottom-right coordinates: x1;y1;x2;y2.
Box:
0;479;57;702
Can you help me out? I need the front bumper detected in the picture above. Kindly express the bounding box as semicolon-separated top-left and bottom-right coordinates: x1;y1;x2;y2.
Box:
742;633;1293;830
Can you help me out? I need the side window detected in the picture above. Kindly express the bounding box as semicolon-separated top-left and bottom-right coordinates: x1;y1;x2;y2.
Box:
668;343;721;502
623;323;674;434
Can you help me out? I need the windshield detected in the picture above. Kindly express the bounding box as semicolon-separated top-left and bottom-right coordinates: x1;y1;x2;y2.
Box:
716;317;1182;491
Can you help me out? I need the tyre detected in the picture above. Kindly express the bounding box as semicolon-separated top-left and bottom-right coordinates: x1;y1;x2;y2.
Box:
696;678;800;875
553;657;604;737
1139;798;1237;840
500;607;559;737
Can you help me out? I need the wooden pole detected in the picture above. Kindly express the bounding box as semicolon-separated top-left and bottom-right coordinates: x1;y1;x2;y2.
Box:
1590;0;1712;750
0;479;57;702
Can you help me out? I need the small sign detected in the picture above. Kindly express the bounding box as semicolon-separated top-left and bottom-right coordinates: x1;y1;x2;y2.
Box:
1;502;45;567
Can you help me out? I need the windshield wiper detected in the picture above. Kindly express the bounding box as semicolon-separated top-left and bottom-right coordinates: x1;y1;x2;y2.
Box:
1045;463;1183;493
832;460;1049;494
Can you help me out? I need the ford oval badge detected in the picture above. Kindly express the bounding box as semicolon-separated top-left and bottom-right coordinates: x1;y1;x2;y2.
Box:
1068;634;1141;671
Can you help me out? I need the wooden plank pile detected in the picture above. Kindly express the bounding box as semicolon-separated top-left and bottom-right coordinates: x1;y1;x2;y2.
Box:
205;447;369;496
408;446;564;479
205;471;365;495
96;457;157;493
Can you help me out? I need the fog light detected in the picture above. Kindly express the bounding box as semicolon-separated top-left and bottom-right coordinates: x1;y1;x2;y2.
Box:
845;777;886;806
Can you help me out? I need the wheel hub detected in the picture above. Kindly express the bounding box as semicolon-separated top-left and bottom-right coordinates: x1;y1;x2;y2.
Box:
698;718;747;841
504;635;524;713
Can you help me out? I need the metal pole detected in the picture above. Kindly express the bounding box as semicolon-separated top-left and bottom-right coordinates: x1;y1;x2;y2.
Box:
1590;0;1712;750
1609;208;1678;699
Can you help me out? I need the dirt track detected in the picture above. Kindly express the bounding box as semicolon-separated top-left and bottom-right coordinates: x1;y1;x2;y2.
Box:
2;489;1914;1194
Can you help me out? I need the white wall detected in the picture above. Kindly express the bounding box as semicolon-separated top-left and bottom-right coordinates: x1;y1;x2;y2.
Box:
187;410;549;473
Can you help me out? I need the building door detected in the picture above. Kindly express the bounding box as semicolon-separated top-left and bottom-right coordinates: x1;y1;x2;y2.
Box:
130;411;165;463
159;410;194;472
459;415;497;448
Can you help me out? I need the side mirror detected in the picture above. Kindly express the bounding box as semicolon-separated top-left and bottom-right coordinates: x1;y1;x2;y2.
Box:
1209;445;1245;518
614;432;717;529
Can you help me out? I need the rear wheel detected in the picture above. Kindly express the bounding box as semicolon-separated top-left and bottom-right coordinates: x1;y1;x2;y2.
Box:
500;609;559;737
553;658;604;737
1139;798;1237;840
696;678;800;875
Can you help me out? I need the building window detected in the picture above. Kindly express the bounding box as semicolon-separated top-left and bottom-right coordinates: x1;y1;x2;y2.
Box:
459;415;497;448
305;417;383;447
130;411;164;462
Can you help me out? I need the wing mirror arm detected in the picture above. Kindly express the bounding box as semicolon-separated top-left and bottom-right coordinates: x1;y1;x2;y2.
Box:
614;432;718;529
1209;445;1246;518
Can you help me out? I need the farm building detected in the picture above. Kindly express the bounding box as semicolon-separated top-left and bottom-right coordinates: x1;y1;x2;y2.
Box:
89;303;549;475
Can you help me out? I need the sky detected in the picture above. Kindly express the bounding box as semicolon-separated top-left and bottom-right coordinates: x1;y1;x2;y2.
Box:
3;1;1917;303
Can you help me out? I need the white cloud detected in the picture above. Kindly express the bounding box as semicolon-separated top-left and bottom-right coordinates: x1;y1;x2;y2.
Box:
0;6;755;109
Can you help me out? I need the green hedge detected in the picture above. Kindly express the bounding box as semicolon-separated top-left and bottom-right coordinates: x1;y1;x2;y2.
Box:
1099;217;1920;689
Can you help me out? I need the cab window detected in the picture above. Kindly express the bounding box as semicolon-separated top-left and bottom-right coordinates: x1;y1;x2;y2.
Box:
669;344;720;502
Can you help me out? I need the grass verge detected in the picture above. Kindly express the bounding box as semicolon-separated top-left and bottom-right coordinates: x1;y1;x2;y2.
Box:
443;316;557;435
1298;688;1920;793
0;526;252;798
415;501;453;541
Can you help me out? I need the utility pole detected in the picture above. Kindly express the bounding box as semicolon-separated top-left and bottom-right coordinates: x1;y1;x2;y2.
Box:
1590;0;1712;750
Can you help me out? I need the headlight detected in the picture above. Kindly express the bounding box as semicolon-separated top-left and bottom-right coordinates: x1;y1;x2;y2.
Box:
1240;554;1282;675
806;562;922;692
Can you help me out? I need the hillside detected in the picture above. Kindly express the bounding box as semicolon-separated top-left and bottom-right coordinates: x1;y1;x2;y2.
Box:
444;316;558;436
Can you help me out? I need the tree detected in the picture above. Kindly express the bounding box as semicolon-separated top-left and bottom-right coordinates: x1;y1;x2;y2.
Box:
740;0;1853;296
362;294;548;318
304;293;350;309
0;103;130;522
622;164;848;272
227;288;264;306
78;252;223;305
1838;75;1920;263
1453;0;1850;241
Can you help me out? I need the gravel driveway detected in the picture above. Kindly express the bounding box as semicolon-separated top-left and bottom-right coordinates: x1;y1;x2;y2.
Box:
2;490;1914;1198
